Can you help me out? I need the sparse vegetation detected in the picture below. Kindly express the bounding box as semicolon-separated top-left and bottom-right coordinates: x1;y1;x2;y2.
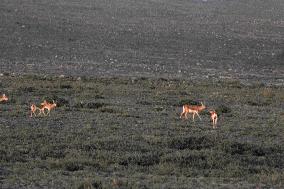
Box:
0;0;283;188
0;75;283;188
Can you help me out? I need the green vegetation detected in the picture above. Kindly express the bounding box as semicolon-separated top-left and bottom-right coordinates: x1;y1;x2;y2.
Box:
0;0;283;188
0;75;283;188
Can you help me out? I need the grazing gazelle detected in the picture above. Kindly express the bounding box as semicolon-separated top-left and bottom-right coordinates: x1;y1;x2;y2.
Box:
39;100;57;116
209;110;218;128
180;102;206;121
30;104;39;117
0;94;8;102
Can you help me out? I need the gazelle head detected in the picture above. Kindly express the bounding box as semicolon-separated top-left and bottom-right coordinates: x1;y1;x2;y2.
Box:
200;102;206;110
209;110;217;117
52;100;57;107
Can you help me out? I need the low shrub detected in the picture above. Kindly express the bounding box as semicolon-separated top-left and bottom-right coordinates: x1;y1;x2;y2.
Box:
168;136;214;150
86;102;105;109
60;84;72;89
177;99;199;106
216;104;231;115
119;153;160;166
65;161;84;172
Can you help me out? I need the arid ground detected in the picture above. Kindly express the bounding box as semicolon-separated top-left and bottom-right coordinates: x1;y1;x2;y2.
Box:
0;0;283;188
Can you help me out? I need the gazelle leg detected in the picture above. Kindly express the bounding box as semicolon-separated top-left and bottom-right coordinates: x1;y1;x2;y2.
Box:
44;109;48;116
35;109;39;117
213;118;217;128
185;112;188;119
40;109;46;116
38;108;42;116
196;112;202;120
180;111;186;119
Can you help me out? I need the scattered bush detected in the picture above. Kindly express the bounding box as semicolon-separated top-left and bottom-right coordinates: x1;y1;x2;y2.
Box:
223;142;284;161
136;100;152;105
77;179;103;189
86;102;105;109
216;104;231;115
224;141;252;155
94;94;104;99
261;88;274;98
179;153;208;169
74;101;85;109
2;72;10;76
99;107;116;113
246;100;271;106
276;49;284;60
168;136;214;150
60;84;72;89
92;180;103;189
19;86;35;92
177;99;199;106
55;97;70;107
65;161;84;172
40;148;66;160
120;153;160;166
227;81;242;88
154;106;164;112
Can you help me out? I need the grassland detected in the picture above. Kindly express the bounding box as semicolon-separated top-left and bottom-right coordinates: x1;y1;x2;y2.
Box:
0;0;283;188
0;75;283;188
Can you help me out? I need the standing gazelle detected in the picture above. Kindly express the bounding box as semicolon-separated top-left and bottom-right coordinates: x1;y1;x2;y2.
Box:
209;110;218;128
39;100;57;116
30;104;39;117
0;94;8;102
180;102;206;121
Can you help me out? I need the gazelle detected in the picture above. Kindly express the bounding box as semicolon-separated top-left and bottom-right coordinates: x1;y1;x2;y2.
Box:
209;110;218;128
30;104;40;117
39;100;57;116
180;102;206;121
0;94;8;102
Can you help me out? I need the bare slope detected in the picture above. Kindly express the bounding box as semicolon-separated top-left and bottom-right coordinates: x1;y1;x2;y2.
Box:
0;0;283;84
